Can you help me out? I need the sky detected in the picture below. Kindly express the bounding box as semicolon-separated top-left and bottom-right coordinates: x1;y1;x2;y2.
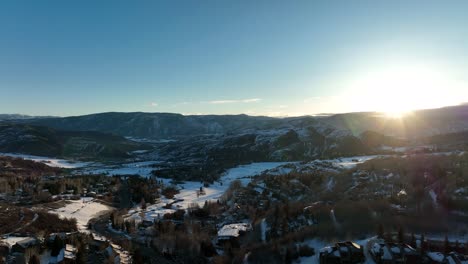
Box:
1;0;468;117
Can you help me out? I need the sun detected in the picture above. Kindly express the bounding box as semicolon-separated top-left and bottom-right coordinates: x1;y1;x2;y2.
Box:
383;109;410;119
347;64;461;116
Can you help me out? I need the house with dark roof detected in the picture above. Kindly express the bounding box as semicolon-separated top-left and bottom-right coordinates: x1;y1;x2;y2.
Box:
319;241;365;264
370;242;421;264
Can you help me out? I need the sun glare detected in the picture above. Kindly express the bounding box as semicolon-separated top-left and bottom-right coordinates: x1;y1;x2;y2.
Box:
347;64;462;117
383;109;410;119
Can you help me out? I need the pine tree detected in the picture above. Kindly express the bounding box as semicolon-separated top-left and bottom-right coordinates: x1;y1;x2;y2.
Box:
444;234;450;255
420;234;427;254
398;226;404;243
110;213;115;229
377;223;384;239
28;255;40;264
51;235;64;257
410;233;416;248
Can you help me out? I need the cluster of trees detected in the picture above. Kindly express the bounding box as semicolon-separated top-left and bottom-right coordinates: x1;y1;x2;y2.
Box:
127;176;159;204
24;210;78;235
377;225;468;255
149;220;217;262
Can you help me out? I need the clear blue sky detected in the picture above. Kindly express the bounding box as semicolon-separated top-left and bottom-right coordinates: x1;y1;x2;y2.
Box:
1;0;468;116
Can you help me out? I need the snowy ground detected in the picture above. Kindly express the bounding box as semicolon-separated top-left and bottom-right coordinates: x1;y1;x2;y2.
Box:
123;157;386;224
0;152;161;177
0;152;90;168
49;198;113;232
125;162;290;223
328;155;383;169
299;236;378;264
74;161;161;177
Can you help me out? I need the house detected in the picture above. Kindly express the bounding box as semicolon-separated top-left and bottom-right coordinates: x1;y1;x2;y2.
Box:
11;237;40;263
64;244;77;263
319;246;341;264
401;244;421;263
89;234;109;251
216;223;252;247
370;242;421;264
11;237;39;253
446;252;468;264
319;241;365;264
141;220;154;228
426;251;445;264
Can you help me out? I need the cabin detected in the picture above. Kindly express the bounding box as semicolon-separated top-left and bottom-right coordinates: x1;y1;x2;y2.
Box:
319;241;365;264
11;237;40;263
64;244;77;263
426;251;445;264
216;223;252;248
370;242;421;264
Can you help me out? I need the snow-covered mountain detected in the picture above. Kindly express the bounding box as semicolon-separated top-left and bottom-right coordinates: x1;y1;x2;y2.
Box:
7;104;468;140
0;124;149;159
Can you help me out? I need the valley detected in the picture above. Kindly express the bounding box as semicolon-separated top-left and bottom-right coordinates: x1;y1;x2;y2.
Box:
1;107;468;263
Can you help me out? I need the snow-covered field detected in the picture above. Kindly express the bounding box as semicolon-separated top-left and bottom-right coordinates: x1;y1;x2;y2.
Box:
75;161;160;177
0;152;161;177
49;198;112;232
125;162;290;223
329;155;383;169
0;152;90;168
171;162;291;207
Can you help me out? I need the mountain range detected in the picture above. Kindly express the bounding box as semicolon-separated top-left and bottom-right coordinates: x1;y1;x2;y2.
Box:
1;105;467;167
5;104;467;140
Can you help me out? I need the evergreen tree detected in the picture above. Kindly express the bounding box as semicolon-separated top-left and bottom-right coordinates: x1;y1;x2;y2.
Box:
410;233;416;248
398;226;404;243
76;248;87;264
444;234;450;255
420;234;427;254
110;213;115;229
377;224;384;239
51;235;64;257
28;255;40;264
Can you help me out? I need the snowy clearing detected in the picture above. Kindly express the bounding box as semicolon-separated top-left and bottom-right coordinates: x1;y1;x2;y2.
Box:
126;162;290;223
0;152;90;168
75;161;161;177
49;198;113;232
329;155;383;169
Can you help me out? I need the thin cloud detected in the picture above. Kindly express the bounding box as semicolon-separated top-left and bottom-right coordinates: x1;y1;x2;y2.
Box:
208;98;262;104
303;97;322;103
150;102;158;107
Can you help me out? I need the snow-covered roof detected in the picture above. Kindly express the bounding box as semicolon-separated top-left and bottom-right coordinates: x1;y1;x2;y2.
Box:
371;243;381;254
14;237;38;248
382;246;392;260
427;252;445;262
65;244;77;253
319;246;333;254
217;223;251;238
0;236;33;249
64;250;76;260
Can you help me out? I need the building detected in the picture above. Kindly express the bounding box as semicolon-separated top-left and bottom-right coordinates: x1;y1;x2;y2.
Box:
370;242;421;264
319;241;365;264
216;223;252;247
64;244;77;263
